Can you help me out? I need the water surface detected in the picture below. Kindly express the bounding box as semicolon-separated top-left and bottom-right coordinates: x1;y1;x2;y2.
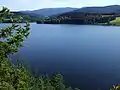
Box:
14;24;120;90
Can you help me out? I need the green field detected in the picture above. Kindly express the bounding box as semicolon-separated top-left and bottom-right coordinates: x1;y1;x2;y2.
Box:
110;17;120;25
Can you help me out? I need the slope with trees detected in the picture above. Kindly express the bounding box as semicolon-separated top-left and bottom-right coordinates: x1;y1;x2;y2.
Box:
36;5;120;25
21;8;78;17
37;12;116;25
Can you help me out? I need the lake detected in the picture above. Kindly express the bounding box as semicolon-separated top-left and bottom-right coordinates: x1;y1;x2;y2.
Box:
13;24;120;90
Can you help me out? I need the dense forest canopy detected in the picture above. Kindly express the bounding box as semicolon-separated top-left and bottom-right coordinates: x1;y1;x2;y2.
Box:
37;12;118;25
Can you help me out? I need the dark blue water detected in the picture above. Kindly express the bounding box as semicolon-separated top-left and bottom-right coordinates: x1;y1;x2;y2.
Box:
14;24;120;90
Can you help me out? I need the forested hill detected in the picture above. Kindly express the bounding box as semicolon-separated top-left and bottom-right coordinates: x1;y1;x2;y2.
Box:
11;12;43;22
19;5;120;18
55;5;120;17
4;5;120;24
37;5;120;25
6;8;77;22
71;5;120;13
20;8;78;17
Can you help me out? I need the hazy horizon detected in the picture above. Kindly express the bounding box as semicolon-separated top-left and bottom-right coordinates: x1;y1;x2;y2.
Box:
0;0;120;11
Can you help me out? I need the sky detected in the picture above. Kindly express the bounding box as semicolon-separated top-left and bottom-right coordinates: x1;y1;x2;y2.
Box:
0;0;120;11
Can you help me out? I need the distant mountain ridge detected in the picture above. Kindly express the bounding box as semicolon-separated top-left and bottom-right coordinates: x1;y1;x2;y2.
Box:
69;5;120;13
53;5;120;19
19;5;120;18
11;5;120;23
36;5;120;25
21;7;78;17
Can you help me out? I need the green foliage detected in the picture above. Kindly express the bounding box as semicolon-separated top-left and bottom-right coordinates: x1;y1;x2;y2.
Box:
0;56;31;90
0;55;73;90
37;14;116;25
110;85;120;90
12;12;43;22
0;7;30;56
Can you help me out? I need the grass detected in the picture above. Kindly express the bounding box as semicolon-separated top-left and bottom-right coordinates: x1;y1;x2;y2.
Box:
110;17;120;25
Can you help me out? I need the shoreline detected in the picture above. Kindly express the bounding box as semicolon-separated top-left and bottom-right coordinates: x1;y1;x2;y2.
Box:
36;22;120;26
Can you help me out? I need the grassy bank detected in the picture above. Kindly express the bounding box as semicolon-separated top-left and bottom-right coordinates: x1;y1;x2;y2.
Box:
109;17;120;26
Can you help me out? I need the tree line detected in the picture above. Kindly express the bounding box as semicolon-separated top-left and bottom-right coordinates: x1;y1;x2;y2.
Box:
37;13;118;25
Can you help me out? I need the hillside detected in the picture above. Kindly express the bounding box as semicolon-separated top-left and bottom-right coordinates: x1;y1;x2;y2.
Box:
70;5;120;13
6;5;120;24
21;7;78;17
52;5;120;18
9;12;43;22
110;17;120;25
37;5;120;25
